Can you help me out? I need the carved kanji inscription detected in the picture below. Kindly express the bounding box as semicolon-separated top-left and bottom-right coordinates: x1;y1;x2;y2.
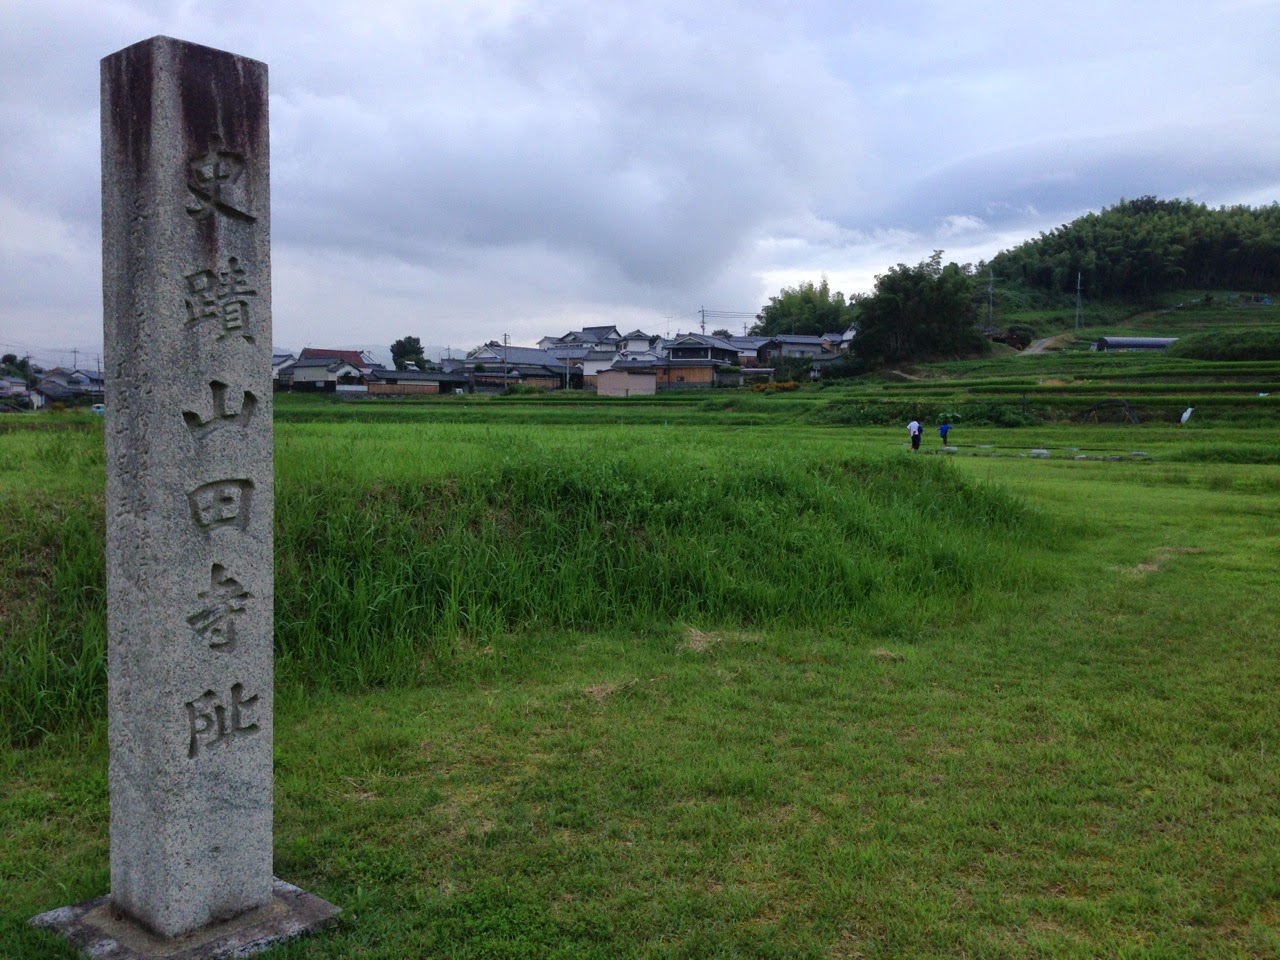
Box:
186;563;251;652
183;381;257;440
184;683;261;759
188;478;253;531
186;138;255;222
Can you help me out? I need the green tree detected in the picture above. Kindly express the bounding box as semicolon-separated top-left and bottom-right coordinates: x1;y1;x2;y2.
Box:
852;252;983;367
390;336;427;371
711;328;733;339
0;353;32;382
985;197;1280;302
751;277;857;337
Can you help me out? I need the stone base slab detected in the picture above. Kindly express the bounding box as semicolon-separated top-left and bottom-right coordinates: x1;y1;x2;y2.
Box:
31;879;339;959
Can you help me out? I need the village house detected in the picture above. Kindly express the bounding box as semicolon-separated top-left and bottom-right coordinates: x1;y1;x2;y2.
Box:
281;357;363;392
296;348;379;372
272;351;296;388
29;367;104;408
0;375;32;411
665;333;741;365
365;367;469;396
465;343;577;391
770;335;828;359
595;333;743;396
0;375;30;398
537;325;622;352
620;329;663;354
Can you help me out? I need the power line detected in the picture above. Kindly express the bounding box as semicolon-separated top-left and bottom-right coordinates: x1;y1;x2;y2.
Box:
695;307;757;335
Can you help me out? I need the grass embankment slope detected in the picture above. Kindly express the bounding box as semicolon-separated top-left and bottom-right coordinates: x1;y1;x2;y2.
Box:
3;380;1279;957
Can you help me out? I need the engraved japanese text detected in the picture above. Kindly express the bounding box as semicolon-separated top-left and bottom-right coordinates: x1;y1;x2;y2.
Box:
188;479;253;531
184;258;258;343
186;139;255;222
184;683;261;759
186;563;251;652
183;381;257;440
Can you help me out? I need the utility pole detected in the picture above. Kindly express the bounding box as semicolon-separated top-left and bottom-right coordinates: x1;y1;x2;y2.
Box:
988;269;995;328
699;307;706;336
1075;272;1082;332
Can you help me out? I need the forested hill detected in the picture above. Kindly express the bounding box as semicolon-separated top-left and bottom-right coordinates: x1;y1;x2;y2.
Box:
986;197;1280;302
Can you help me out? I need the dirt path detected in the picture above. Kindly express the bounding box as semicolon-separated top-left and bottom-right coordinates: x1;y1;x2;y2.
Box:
1022;334;1075;354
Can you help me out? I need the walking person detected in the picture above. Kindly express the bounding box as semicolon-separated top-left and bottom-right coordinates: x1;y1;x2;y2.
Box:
907;418;921;451
939;422;952;446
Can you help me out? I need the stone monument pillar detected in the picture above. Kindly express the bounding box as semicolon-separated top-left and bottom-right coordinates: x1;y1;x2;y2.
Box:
32;36;337;958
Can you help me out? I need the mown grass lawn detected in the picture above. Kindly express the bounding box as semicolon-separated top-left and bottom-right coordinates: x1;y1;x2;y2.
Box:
3;414;1278;958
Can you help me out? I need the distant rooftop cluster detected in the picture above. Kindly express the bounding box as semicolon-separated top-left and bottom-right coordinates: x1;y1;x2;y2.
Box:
270;325;859;397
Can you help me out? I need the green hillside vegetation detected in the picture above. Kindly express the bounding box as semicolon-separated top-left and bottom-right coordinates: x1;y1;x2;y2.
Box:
986;196;1280;303
756;198;1280;367
1165;327;1280;361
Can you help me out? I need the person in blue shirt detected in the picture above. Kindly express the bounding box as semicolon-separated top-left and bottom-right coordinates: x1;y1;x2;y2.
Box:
939;422;952;446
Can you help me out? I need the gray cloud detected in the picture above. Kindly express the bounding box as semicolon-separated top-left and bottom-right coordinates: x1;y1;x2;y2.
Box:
1;0;1277;361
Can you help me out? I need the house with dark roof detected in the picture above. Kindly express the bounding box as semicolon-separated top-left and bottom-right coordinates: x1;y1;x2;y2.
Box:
666;333;741;365
282;357;363;391
470;363;578;392
33;368;104;406
620;330;662;353
297;348;378;372
542;343;593;366
468;342;564;367
272;352;297;390
597;350;740;395
726;336;774;367
770;335;828;359
365;367;469;396
460;343;578;390
537;326;623;351
31;380;76;408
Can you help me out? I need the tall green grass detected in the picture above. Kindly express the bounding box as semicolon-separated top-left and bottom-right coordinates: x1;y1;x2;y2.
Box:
2;421;1045;745
275;438;1040;692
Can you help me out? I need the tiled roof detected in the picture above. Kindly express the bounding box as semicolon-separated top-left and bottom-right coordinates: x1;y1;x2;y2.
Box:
473;343;562;365
299;348;369;368
670;333;738;350
367;368;465;382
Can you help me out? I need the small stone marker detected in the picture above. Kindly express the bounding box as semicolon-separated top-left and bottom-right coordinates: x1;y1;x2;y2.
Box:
32;36;337;958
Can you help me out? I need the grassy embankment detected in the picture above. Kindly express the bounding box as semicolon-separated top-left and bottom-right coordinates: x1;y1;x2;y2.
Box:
3;380;1279;957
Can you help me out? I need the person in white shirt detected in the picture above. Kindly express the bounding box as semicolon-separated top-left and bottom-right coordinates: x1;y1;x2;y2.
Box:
907;419;921;451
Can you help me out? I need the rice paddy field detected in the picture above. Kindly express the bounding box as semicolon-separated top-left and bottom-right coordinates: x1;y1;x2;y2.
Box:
3;368;1279;958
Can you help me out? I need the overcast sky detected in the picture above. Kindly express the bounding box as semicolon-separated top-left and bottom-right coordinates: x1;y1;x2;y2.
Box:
2;0;1278;366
